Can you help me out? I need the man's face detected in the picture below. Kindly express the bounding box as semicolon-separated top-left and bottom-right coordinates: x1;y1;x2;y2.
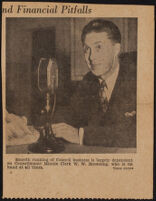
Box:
83;31;118;77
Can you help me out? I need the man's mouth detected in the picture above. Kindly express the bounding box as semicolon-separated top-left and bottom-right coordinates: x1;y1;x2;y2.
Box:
91;63;101;66
90;63;102;69
90;60;104;66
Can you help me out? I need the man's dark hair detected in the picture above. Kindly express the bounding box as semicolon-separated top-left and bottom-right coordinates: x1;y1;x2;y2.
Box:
81;19;121;44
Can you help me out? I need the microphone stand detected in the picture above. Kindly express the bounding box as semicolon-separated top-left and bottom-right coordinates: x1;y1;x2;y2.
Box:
29;58;64;153
29;91;65;153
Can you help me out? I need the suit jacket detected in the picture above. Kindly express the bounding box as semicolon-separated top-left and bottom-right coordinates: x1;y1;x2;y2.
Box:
69;52;137;148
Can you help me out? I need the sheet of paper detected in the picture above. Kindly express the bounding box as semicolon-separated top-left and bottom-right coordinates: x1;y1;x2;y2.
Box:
2;2;154;199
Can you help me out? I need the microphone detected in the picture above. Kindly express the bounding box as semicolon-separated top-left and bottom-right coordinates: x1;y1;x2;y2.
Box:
29;57;64;153
37;58;58;94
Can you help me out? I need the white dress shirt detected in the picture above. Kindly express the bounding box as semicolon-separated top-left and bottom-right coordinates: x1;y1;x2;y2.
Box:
99;64;119;101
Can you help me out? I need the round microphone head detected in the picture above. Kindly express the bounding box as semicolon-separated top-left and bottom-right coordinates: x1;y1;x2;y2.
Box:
38;58;58;94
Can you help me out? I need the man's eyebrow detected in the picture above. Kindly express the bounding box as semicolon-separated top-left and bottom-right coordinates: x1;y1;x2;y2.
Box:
83;41;102;47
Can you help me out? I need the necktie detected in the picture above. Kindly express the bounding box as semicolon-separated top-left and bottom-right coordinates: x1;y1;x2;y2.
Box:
99;79;109;113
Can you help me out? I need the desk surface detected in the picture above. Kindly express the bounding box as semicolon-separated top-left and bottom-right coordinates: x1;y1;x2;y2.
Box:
6;143;136;154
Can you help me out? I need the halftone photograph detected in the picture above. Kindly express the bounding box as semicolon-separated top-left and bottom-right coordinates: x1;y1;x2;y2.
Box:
5;17;137;154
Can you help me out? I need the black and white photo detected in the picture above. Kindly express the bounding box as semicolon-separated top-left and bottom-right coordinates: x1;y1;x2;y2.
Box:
6;17;137;153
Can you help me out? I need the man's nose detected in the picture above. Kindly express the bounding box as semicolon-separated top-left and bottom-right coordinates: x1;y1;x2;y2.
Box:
88;48;95;61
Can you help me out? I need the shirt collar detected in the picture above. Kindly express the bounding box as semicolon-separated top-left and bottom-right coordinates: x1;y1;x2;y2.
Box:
105;63;119;90
99;63;119;101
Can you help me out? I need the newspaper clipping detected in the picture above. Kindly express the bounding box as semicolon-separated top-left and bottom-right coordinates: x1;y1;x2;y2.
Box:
2;2;154;199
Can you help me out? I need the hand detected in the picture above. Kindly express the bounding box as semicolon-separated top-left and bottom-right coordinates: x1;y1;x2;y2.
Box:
52;123;79;144
6;111;32;138
5;111;40;145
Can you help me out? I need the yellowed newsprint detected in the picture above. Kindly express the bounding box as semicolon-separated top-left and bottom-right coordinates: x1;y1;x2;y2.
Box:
2;2;154;199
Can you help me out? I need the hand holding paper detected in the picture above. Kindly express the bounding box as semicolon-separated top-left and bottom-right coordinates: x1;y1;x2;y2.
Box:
52;123;79;144
5;110;39;145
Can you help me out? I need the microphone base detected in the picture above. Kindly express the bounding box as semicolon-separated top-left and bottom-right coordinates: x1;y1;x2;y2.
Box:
28;135;65;153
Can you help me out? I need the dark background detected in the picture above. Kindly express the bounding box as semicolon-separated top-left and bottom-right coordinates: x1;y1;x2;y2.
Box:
6;18;137;124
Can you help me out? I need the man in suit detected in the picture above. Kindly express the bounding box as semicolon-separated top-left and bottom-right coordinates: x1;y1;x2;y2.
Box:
52;19;136;147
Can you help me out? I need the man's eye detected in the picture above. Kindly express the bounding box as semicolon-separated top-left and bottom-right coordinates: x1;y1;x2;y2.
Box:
95;44;102;50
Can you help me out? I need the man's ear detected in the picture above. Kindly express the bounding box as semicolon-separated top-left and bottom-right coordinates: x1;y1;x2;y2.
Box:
114;43;121;56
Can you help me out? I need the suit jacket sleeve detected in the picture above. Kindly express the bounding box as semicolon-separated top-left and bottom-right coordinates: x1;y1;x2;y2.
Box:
83;116;136;147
